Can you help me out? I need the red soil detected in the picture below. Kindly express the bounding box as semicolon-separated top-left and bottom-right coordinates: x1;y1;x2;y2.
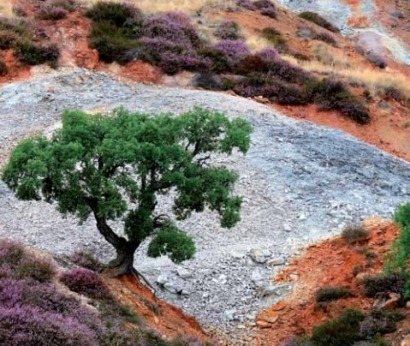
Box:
254;217;400;345
105;274;213;343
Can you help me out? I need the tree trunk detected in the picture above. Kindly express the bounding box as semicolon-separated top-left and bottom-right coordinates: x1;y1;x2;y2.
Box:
107;242;139;276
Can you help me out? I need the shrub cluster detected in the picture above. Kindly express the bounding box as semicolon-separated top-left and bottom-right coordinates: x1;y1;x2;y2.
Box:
37;4;69;20
15;41;59;66
0;240;211;346
0;18;60;68
215;20;242;40
305;78;370;124
254;0;277;18
362;274;404;297
87;2;144;64
298;12;339;32
341;224;370;244
313;31;337;46
315;287;354;303
236;0;257;11
367;52;387;69
60;268;112;299
69;250;104;272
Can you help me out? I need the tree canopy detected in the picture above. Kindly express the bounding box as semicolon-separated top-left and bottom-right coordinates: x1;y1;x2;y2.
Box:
2;107;252;275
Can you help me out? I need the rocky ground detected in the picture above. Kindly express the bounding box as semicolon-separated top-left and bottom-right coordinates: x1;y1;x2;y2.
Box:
1;68;410;340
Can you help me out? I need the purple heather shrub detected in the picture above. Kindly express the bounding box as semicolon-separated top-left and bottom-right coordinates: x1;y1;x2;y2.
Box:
0;240;24;266
215;20;241;40
267;58;309;83
236;0;257;10
15;254;56;282
212;40;251;67
142;12;201;50
60;267;112;299
256;47;278;62
260;8;277;19
69;251;104;272
0;306;99;346
37;4;69;20
254;0;276;10
48;0;77;12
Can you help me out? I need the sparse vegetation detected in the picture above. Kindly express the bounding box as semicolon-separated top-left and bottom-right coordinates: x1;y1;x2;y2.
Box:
341;224;370;244
315;287;354;303
37;4;69;20
262;27;287;50
298;11;339;33
363;274;404;297
0;57;7;76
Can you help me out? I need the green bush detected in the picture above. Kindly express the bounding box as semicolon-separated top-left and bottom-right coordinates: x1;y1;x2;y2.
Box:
86;2;140;27
310;309;365;346
298;12;339;32
341;224;370;244
362;274;404;297
262;27;287;49
89;22;140;63
15;41;59;66
315;287;354;303
394;202;410;228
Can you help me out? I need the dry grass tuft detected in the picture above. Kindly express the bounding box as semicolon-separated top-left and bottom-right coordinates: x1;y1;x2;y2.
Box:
285;54;410;104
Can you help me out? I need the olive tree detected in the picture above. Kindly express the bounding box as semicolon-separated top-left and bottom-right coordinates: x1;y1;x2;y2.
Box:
2;107;251;276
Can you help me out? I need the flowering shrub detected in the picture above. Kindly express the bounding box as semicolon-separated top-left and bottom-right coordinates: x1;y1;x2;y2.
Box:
254;0;277;18
60;268;112;299
236;0;257;11
69;251;104;272
37;4;69;20
256;47;278;62
197;47;231;73
142;12;201;50
48;0;77;12
212;40;250;68
0;305;99;346
215;20;241;40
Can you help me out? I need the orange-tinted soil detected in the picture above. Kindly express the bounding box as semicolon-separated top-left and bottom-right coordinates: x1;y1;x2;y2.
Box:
254;217;400;345
105;274;213;343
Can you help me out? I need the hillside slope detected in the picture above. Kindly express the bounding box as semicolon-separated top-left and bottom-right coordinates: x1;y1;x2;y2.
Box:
1;69;410;339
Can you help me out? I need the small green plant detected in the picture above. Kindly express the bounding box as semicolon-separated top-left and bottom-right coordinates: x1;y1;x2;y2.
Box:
342;224;370;244
315;287;354;303
298;12;339;32
262;27;287;49
310;309;365;346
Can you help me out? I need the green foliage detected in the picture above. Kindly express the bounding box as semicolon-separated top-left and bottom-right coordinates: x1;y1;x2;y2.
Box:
2;107;251;269
298;12;339;33
86;2;138;27
15;41;59;67
315;287;353;303
89;22;140;63
384;203;410;297
342;224;370;244
148;223;195;263
262;27;287;49
362;274;404;298
310;309;365;346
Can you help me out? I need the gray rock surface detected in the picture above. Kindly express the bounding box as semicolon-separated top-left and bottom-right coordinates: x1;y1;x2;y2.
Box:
1;69;410;332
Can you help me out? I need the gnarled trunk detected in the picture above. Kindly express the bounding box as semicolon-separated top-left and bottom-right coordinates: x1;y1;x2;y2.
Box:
107;242;138;276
